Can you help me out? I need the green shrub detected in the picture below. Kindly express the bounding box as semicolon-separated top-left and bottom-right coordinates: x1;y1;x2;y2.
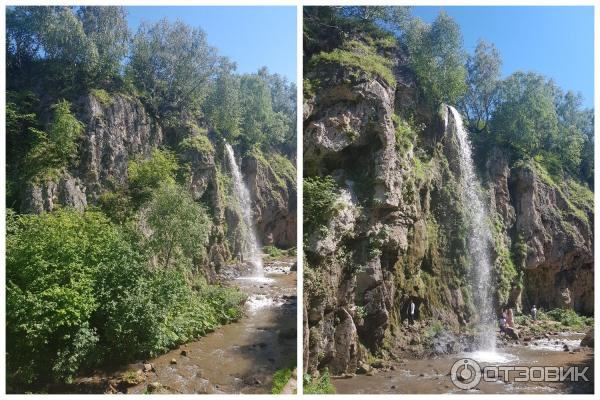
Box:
6;209;138;386
90;88;113;105
271;367;295;394
26;100;83;182
6;208;245;390
545;308;593;329
303;176;339;238
128;148;178;204
263;245;289;259
146;183;212;268
303;369;336;394
310;40;396;86
179;134;214;155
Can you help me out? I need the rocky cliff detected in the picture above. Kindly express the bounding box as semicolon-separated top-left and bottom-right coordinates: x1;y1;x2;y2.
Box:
19;92;296;273
303;39;593;375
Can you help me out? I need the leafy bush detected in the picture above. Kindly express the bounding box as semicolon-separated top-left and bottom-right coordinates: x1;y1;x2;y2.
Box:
6;208;245;390
179;134;214;155
545;308;593;329
128;148;178;204
311;40;396;86
263;245;289;259
6;209;138;386
303;369;336;394
303;176;339;238
146;183;212;268
271;367;294;394
90;88;112;105
26;100;83;182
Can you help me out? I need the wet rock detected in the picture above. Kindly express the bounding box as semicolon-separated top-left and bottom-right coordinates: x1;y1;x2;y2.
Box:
180;349;188;356
505;326;520;340
143;363;154;373
147;382;162;393
121;370;144;386
356;362;372;375
581;328;594;348
563;344;571;352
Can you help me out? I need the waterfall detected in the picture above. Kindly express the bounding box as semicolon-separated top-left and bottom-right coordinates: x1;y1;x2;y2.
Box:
447;106;496;353
224;143;264;277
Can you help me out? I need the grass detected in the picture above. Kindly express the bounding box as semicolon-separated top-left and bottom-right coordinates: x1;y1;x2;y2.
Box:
90;88;113;105
263;245;295;260
544;308;593;329
515;308;593;333
310;40;396;87
271;367;295;394
303;369;336;394
179;134;214;155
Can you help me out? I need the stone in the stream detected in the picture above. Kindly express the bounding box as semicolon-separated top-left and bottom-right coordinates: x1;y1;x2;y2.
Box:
505;326;520;340
356;362;371;374
170;358;177;364
391;385;397;389
147;382;162;393
180;350;188;356
563;344;571;352
581;328;594;348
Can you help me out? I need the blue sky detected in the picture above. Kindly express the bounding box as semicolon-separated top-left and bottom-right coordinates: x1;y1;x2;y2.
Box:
125;6;296;83
412;6;594;108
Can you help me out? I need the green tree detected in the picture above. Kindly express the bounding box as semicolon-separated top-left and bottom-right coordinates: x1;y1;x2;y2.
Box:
404;11;467;107
490;72;559;159
128;19;218;121
204;58;241;138
77;6;129;85
26;100;83;181
146;184;212;269
239;73;275;148
128;148;178;204
461;39;502;130
341;5;411;30
6;210;137;385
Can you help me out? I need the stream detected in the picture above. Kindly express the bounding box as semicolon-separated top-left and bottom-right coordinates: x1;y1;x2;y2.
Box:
332;333;593;394
69;259;296;394
129;260;296;394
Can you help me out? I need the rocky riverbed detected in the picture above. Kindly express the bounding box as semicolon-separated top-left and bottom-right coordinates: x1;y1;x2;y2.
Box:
332;327;593;394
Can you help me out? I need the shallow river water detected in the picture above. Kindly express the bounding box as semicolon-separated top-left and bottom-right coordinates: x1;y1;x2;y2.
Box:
67;261;296;394
128;262;297;394
333;333;593;394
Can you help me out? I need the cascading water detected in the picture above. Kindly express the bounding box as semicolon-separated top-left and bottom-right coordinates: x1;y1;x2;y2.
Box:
224;143;264;277
447;106;497;357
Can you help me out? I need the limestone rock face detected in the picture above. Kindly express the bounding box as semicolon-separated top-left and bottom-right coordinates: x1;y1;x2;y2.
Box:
509;165;593;314
19;92;296;278
23;174;87;213
303;38;594;375
23;93;163;212
244;154;297;249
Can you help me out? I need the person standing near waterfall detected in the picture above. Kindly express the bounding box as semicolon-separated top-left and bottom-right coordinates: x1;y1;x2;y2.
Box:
507;308;515;327
531;305;537;321
408;300;416;325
